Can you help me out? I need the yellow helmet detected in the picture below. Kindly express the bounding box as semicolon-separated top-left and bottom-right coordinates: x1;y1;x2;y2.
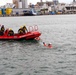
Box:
23;25;26;27
20;26;23;28
9;28;12;30
24;24;26;26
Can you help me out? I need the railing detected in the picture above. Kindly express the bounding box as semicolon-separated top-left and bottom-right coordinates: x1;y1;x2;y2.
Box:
28;25;38;32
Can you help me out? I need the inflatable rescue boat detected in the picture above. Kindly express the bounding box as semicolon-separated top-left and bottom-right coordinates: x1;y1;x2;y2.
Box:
0;25;41;40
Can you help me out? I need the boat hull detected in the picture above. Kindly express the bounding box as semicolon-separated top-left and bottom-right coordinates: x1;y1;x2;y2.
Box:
0;31;41;40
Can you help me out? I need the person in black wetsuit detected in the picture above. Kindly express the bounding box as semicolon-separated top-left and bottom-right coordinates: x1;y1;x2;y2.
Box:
22;25;28;33
18;26;24;34
18;25;28;34
0;25;5;36
8;28;14;36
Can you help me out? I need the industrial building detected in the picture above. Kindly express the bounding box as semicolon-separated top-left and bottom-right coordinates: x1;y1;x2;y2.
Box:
1;0;76;16
13;0;28;8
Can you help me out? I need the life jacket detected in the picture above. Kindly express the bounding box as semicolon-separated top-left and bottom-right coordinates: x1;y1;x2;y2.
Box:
23;26;28;33
8;30;14;36
18;28;24;34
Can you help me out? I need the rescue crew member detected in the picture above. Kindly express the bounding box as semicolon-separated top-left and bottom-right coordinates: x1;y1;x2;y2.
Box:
0;25;5;36
22;25;28;33
1;25;5;32
8;28;14;36
18;26;24;34
18;25;28;34
0;30;4;35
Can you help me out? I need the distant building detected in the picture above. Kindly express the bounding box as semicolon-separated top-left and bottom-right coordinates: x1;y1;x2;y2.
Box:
22;0;28;8
37;1;54;6
13;0;18;8
55;3;66;13
53;0;59;5
41;0;43;3
72;0;76;4
73;0;75;2
65;4;76;14
13;0;28;8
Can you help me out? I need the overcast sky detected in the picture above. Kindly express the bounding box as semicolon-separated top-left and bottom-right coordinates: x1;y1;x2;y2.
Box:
0;0;73;6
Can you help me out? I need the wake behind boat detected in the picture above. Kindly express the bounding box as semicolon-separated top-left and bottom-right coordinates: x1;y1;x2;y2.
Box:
0;25;41;40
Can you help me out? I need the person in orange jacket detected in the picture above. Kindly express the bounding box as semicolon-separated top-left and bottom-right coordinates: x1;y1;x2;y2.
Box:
43;42;52;48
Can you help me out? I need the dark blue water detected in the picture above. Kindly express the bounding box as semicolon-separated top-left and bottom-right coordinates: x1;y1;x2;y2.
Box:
0;15;76;75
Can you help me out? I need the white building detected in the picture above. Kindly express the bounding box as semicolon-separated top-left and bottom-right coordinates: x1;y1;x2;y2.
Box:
55;3;66;12
18;0;28;8
65;4;76;14
13;0;28;8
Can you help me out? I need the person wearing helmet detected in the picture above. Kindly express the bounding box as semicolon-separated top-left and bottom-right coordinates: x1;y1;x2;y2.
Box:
22;25;28;33
8;28;14;36
0;25;5;35
0;30;4;35
1;25;5;32
18;26;24;34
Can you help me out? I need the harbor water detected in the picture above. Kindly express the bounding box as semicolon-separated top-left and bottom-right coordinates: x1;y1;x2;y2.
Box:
0;15;76;75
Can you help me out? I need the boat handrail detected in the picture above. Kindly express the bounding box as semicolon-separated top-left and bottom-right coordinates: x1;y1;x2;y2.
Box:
28;25;38;32
28;26;33;32
34;25;38;31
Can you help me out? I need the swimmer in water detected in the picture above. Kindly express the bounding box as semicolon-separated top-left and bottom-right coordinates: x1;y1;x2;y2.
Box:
48;43;52;48
43;42;52;48
43;42;46;46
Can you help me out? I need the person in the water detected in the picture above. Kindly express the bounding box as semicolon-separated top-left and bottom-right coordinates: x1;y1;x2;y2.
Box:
43;42;52;48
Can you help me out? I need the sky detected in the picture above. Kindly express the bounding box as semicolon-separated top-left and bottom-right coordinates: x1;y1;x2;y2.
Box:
0;0;73;6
